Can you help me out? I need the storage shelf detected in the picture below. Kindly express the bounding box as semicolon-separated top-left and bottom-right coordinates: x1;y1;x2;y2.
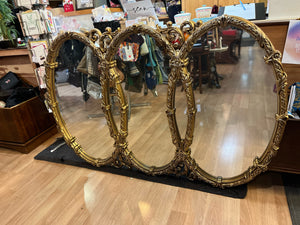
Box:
50;7;123;17
0;48;29;57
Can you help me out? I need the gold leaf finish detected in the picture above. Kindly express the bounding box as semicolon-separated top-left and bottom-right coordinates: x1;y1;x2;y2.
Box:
45;15;288;187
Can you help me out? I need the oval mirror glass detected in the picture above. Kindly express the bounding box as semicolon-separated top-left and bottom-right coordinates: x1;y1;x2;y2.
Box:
113;33;177;167
190;26;277;178
54;39;116;159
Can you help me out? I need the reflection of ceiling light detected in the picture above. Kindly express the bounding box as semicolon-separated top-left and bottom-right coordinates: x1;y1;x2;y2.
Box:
241;73;249;87
138;201;151;220
242;73;248;81
249;59;253;66
220;134;238;161
196;104;201;112
248;47;254;65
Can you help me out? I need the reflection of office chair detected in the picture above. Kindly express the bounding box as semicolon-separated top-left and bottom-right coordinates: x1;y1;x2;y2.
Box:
189;42;211;93
215;28;243;64
205;28;229;89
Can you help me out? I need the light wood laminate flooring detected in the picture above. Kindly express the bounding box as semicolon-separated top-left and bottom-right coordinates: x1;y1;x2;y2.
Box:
0;139;292;225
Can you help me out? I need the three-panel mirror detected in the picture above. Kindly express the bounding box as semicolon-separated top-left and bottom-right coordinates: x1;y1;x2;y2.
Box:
45;16;288;187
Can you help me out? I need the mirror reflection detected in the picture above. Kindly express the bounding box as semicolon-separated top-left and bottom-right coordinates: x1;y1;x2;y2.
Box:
55;40;116;159
114;33;179;166
46;17;287;187
190;26;277;177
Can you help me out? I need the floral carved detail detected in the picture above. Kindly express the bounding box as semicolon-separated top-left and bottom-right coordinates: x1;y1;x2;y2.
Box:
45;16;288;188
157;21;185;49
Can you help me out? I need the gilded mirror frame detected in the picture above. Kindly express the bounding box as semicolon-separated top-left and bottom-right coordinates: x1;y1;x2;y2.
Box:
44;31;115;166
45;15;288;187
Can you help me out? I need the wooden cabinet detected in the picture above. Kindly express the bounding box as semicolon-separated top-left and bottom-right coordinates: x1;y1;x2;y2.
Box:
0;48;37;86
0;96;57;153
269;119;300;173
0;48;57;153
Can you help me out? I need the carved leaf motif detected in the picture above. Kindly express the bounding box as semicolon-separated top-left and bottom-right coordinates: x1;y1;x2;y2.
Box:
45;16;288;188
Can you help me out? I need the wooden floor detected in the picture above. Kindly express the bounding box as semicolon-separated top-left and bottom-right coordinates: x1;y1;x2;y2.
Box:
0;138;292;225
0;44;292;224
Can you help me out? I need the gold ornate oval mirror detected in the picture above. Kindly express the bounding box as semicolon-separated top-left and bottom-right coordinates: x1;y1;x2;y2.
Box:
100;24;196;172
180;16;288;187
102;25;193;168
45;32;116;165
187;26;279;179
46;16;288;187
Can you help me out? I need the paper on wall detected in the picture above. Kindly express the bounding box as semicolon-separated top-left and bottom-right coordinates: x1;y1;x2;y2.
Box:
121;0;157;20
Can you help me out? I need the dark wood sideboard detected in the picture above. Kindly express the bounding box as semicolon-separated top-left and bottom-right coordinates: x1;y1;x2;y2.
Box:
0;48;38;85
0;48;57;153
269;119;300;174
